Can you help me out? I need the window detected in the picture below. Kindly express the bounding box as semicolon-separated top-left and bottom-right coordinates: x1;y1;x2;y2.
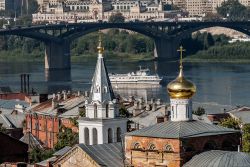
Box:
108;128;113;143
93;128;98;145
106;104;109;118
164;144;173;152
148;143;156;151
94;103;97;118
84;127;89;145
132;142;141;150
117;127;121;142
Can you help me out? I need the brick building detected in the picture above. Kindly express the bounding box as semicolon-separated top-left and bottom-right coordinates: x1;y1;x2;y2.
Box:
25;94;85;148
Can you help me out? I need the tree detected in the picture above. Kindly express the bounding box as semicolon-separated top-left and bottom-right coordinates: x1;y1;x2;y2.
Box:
219;117;241;130
242;124;250;152
29;147;54;163
54;126;78;151
192;107;206;116
217;0;249;21
108;13;125;23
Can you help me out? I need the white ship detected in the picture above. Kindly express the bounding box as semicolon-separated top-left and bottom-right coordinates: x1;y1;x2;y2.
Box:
109;67;162;88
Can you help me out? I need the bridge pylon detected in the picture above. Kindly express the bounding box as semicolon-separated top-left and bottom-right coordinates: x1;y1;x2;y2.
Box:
45;40;71;70
154;36;181;60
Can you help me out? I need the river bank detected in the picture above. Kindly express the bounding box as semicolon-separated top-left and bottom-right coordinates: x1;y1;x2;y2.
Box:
0;51;154;63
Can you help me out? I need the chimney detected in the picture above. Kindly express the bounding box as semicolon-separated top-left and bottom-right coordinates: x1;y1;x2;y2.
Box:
63;91;67;100
77;91;81;96
57;92;61;100
152;103;157;112
52;98;58;109
52;93;56;99
84;91;88;97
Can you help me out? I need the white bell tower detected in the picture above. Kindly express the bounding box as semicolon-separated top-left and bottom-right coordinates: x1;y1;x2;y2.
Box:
78;32;127;145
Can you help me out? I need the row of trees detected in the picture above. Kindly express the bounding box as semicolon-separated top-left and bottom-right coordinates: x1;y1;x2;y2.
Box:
0;29;232;61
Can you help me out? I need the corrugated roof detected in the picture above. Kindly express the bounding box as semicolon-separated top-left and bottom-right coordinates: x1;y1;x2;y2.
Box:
29;96;85;117
78;142;124;167
53;146;72;156
4;114;25;128
36;157;57;167
228;106;250;124
0;99;28;109
20;132;43;149
126;120;239;139
184;150;250;167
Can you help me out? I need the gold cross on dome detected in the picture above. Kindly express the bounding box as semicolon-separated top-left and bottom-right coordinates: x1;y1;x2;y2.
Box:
177;46;186;68
97;30;104;54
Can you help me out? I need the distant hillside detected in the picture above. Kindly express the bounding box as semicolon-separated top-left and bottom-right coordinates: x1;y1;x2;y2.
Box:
195;27;246;38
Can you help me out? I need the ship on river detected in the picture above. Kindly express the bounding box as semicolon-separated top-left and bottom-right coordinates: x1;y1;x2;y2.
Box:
109;67;162;88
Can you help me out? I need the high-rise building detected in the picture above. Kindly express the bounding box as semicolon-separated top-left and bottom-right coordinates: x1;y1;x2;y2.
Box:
78;33;127;145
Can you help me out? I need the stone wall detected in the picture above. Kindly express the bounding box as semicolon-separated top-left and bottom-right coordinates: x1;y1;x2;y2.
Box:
53;147;100;167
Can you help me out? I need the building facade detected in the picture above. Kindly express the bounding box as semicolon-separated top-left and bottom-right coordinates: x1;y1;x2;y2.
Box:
25;94;85;148
32;0;168;23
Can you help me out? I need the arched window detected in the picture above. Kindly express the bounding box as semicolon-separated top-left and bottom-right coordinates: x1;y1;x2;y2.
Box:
148;143;156;151
132;142;141;150
84;127;89;145
164;144;173;152
108;128;113;143
94;103;97;118
117;127;121;142
106;104;109;118
203;140;216;151
93;128;98;145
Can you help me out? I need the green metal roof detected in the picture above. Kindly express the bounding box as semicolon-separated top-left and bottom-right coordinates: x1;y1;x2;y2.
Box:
184;150;250;167
126;120;239;139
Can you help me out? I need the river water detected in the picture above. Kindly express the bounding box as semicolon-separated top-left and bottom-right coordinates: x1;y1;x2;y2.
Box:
0;60;249;114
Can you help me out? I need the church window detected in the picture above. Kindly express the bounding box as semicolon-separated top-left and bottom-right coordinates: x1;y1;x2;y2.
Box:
106;104;109;118
148;143;156;151
132;142;142;150
117;127;121;142
94;103;97;118
164;144;173;152
108;128;113;143
84;127;89;145
93;128;98;144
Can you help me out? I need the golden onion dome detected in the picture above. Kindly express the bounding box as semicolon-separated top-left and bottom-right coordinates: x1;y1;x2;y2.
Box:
167;46;196;99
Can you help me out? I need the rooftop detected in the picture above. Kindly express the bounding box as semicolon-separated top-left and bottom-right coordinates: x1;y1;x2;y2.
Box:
228;106;250;124
126;120;239;139
184;150;250;167
0;113;25;129
20;132;43;149
29;95;85;116
78;142;124;167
